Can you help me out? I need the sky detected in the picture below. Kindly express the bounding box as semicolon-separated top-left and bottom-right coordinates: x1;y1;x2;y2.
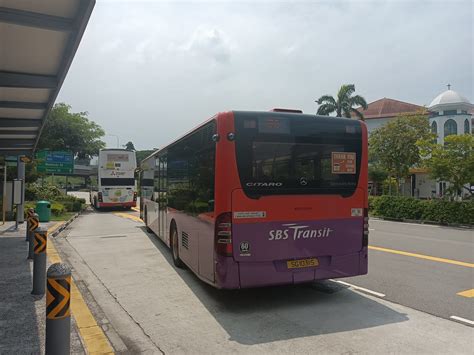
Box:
57;0;474;150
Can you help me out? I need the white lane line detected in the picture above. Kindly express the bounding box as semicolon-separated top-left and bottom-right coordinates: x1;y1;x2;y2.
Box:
369;228;375;231
450;316;474;326
371;219;440;228
333;280;386;298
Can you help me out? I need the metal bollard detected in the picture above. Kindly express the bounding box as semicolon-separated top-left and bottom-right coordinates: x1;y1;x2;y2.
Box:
31;227;48;296
25;208;34;241
46;263;71;355
27;213;40;260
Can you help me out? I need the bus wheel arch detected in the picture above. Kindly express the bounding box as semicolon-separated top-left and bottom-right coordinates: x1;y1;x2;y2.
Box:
144;207;152;233
170;220;184;268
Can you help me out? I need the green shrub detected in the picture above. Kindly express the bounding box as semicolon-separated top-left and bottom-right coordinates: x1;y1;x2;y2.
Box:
56;195;85;204
51;202;65;216
23;202;36;218
59;200;83;212
369;196;474;225
25;183;62;201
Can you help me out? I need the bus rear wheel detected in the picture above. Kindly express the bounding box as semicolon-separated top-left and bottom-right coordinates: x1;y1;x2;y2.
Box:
171;223;184;269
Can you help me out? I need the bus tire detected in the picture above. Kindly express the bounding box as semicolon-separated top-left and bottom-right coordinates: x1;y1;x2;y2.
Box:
144;208;152;233
170;222;184;268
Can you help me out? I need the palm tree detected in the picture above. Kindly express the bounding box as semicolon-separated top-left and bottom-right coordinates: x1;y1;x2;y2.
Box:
316;84;368;120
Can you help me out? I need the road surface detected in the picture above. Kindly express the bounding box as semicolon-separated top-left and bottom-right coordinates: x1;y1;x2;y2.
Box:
52;209;473;353
341;219;474;324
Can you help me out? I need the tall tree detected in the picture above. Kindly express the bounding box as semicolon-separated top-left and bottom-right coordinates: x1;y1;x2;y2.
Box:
37;103;105;159
417;134;474;197
368;164;388;195
369;111;433;194
316;84;368;120
124;141;136;151
136;150;155;165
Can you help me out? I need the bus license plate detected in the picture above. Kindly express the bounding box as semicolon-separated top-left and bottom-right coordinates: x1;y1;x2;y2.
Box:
287;258;319;269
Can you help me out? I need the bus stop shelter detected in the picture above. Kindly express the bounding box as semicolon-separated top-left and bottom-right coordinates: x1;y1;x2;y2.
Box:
0;0;95;222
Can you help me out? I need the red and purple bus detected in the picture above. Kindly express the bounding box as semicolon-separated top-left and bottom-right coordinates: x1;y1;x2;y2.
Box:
140;109;368;289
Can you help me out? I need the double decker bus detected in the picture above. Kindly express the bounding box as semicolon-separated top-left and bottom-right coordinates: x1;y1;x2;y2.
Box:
140;109;368;289
91;149;137;209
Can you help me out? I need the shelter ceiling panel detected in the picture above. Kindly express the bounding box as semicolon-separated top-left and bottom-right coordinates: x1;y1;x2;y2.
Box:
0;23;68;75
0;108;44;119
0;87;51;102
0;126;39;131
0;138;35;148
0;133;36;139
0;0;79;19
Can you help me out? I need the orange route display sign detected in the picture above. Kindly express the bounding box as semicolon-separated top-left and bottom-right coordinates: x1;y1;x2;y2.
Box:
331;152;356;174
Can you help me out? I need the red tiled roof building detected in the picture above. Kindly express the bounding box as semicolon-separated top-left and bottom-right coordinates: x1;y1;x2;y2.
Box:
352;98;426;132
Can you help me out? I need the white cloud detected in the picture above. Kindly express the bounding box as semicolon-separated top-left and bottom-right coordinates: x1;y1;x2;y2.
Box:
58;0;473;150
178;26;235;64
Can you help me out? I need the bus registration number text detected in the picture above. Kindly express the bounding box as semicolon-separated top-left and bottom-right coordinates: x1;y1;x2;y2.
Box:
287;258;319;269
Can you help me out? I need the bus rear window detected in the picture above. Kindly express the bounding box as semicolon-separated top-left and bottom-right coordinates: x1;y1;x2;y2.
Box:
234;112;362;197
101;178;135;186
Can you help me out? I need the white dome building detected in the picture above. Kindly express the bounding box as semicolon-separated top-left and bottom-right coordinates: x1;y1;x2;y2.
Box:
428;86;473;144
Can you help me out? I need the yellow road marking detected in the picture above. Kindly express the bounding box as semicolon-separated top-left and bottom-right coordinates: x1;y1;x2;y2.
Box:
457;289;474;298
114;212;143;223
369;245;474;268
46;225;114;354
48;221;65;236
131;207;140;212
46;223;64;264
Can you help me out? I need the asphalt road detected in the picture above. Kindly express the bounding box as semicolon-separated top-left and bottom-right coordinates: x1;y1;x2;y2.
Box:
52;209;473;353
341;219;474;324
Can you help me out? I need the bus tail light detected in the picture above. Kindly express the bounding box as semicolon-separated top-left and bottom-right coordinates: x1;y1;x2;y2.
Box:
98;192;103;203
133;191;137;201
215;212;233;256
363;208;369;246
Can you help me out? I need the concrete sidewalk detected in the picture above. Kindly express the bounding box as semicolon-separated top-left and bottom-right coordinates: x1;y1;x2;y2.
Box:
0;221;85;354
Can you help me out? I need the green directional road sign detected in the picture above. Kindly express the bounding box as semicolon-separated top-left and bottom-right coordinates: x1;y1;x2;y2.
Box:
36;150;74;174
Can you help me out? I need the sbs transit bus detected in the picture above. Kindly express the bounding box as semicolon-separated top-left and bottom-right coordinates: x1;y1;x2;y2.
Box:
91;149;137;209
140;109;368;289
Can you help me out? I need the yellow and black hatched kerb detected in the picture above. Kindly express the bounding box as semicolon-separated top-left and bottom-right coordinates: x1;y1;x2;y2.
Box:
34;231;47;254
47;276;71;319
29;217;39;231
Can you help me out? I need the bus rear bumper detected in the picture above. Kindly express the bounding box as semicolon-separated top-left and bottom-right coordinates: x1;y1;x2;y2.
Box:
97;201;136;208
215;248;368;289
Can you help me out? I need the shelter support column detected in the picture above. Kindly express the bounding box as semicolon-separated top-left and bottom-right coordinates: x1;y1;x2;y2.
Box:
17;156;25;223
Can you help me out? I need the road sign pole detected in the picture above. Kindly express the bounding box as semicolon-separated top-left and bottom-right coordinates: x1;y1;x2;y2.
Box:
17;156;25;224
1;164;6;225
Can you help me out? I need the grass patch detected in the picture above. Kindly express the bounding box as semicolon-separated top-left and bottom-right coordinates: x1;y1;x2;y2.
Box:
50;212;76;221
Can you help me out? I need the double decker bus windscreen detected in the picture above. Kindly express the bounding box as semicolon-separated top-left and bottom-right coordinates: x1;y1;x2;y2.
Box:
234;112;362;197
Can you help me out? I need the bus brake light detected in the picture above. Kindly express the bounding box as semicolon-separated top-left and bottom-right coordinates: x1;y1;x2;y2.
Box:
98;192;103;203
215;212;233;256
133;191;137;201
363;208;369;246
